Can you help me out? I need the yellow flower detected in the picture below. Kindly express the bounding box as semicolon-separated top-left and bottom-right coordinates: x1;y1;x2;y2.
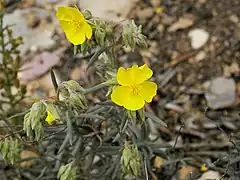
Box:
45;110;55;124
200;164;208;172
56;6;92;45
155;7;164;15
111;64;157;111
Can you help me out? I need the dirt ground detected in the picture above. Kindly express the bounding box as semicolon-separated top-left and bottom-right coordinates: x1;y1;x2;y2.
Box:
60;0;240;178
130;0;240;179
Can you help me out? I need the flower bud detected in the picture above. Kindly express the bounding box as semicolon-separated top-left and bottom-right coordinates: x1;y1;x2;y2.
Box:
0;137;22;164
23;101;45;141
63;80;85;93
57;162;77;180
43;102;60;124
95;27;105;46
121;145;141;177
6;28;13;37
122;20;147;51
13;37;24;46
83;10;92;20
137;108;145;122
69;91;87;110
59;80;87;110
127;110;137;124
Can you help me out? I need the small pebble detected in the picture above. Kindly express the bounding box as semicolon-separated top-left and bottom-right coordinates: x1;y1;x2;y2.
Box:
188;28;209;49
205;77;236;109
137;8;154;19
195;51;206;62
151;0;161;7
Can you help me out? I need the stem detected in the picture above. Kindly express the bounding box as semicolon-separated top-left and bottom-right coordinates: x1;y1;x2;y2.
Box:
0;13;14;111
84;82;109;94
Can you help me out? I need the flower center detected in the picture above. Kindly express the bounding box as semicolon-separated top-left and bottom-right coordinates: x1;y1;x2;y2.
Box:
72;20;82;28
130;85;140;95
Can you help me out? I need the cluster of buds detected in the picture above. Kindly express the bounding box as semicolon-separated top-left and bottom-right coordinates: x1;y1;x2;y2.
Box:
0;137;22;164
122;20;147;51
57;162;77;180
121;145;141;177
58;80;87;111
76;19;113;55
92;18;113;46
23;101;60;140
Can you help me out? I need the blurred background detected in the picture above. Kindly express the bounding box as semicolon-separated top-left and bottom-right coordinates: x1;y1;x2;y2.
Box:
2;0;240;179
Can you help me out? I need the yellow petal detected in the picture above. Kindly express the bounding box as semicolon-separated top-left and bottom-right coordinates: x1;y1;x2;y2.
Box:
59;20;77;36
138;64;153;83
45;111;55;124
117;64;153;86
111;86;145;111
66;30;86;45
82;22;92;39
56;6;84;22
117;66;135;86
138;81;157;103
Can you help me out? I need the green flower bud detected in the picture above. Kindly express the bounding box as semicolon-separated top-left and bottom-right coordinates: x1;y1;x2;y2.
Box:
127;110;137;124
95;27;105;46
79;40;96;55
63;80;85;93
0;137;22;164
57;162;77;180
137;108;145;122
13;36;24;46
83;10;92;20
69;91;87;110
121;145;141;177
58;87;69;101
23;101;46;141
59;80;87;110
93;19;113;46
122;20;147;51
42;102;60;124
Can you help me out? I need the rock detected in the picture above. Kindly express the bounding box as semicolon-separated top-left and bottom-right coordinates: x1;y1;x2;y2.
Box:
229;14;239;24
165;103;185;113
20;150;39;167
161;14;175;25
25;72;61;99
178;165;197;180
27;11;40;28
168;15;195;32
153;156;164;169
223;62;240;77
151;0;161;7
70;66;82;81
18;47;66;82
3;8;55;55
137;8;154;20
205;77;236;109
198;170;220;180
188;28;209;49
195;51;206;62
79;0;139;22
36;0;59;6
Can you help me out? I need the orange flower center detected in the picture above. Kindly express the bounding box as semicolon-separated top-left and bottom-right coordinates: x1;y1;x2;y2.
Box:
130;85;140;95
72;20;83;28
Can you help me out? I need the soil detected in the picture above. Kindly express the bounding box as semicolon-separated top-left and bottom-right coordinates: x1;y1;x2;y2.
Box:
130;0;240;179
59;0;240;179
